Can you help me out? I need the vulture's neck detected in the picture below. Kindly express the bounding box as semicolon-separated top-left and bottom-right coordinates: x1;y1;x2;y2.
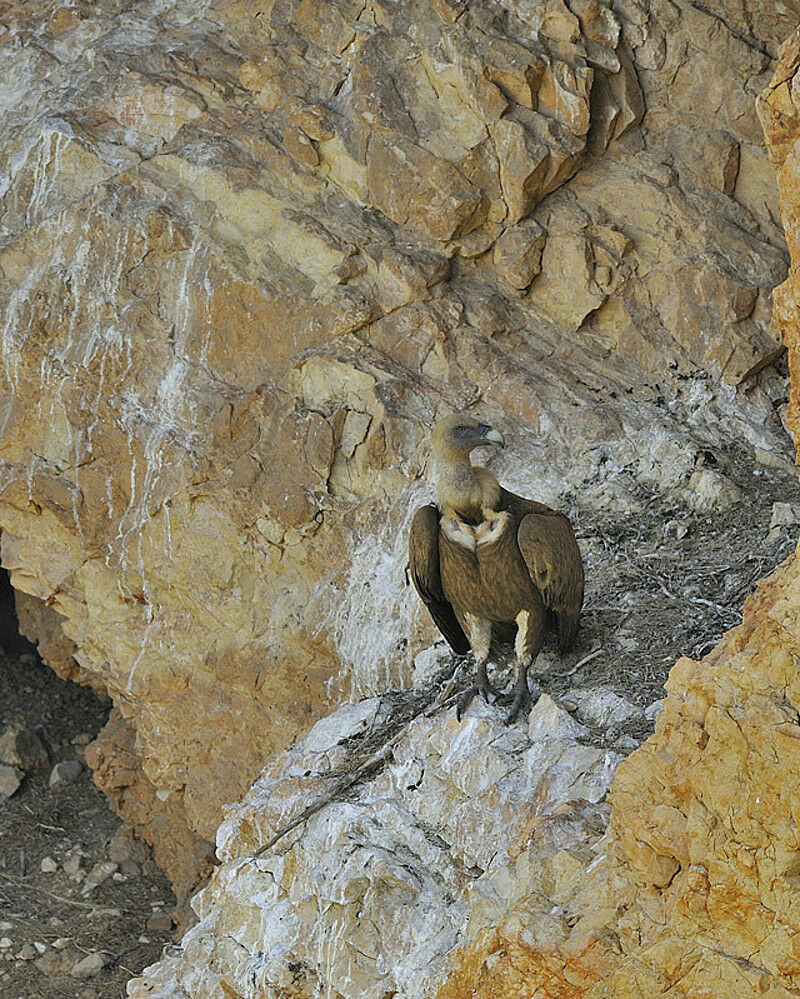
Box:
435;451;500;523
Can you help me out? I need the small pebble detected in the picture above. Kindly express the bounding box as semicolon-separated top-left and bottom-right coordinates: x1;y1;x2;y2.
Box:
663;518;687;539
40;856;58;873
36;950;75;976
52;938;72;950
71;951;108;978
81;860;118;896
63;850;85;878
49;758;83;788
146;912;172;932
0;938;12;950
16;943;36;961
0;764;23;800
0;923;12;932
34;942;47;955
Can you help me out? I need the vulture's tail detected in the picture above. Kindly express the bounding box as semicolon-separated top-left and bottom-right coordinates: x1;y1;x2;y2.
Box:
557;610;580;654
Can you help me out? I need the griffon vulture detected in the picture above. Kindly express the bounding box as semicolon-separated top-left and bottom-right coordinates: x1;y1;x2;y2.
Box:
408;414;584;722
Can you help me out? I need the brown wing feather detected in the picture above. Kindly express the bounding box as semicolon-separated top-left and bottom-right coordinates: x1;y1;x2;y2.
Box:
516;511;584;653
499;486;561;520
409;505;470;655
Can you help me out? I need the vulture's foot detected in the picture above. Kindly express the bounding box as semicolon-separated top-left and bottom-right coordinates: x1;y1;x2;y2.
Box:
456;685;479;720
455;661;501;720
497;669;539;724
502;686;532;725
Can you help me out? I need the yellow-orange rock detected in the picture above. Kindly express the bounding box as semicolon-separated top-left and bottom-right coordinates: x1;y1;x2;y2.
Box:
127;19;800;999
0;0;794;897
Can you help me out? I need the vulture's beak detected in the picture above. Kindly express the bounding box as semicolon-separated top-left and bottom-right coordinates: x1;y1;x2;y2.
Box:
483;427;505;448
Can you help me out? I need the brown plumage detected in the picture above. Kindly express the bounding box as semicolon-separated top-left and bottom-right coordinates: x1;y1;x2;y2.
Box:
408;414;584;722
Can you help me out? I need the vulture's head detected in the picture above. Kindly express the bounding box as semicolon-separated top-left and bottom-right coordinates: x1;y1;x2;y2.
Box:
432;414;506;458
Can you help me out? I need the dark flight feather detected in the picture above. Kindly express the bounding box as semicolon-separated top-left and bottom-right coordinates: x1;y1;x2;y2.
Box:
408;504;470;654
516;511;584;653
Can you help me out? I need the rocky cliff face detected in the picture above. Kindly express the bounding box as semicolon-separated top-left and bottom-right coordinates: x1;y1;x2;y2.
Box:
128;24;800;999
0;0;795;903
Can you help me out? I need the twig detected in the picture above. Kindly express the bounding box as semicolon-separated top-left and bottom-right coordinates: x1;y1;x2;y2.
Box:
0;872;136;915
249;662;466;861
564;646;604;677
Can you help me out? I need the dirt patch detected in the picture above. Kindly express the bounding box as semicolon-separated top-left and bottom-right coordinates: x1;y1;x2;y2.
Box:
540;444;799;745
0;631;175;999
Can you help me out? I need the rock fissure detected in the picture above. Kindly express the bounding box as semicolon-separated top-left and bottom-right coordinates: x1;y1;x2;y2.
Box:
3;0;800;995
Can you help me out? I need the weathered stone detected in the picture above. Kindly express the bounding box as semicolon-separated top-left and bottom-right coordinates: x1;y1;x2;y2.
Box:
48;758;83;788
71;952;109;979
0;719;48;771
682;468;744;511
567;685;643;728
0;0;794;913
770;500;800;531
493;219;547;289
128;697;621;998
0;766;23;800
81;860;118;895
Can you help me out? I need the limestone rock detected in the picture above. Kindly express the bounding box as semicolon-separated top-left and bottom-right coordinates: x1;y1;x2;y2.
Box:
0;718;48;771
128;696;621;998
0;0;793;898
0;765;23;800
493;219;547;289
71;952;109;979
129;22;800;997
48;758;82;788
682;468;744;511
567;685;643;728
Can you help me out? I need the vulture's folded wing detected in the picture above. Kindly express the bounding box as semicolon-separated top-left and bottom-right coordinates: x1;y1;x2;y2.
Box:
408;504;470;654
517;512;584;652
500;486;560;519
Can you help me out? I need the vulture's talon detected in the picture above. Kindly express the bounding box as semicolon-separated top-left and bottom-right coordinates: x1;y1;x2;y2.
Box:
503;687;532;725
456;684;478;720
476;662;501;702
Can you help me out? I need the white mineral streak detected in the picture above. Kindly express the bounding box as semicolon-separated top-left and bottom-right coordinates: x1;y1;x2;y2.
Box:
319;481;434;698
128;693;620;998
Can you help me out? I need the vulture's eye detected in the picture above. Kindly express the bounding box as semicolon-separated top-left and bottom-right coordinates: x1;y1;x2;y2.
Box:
477;423;491;435
452;425;475;440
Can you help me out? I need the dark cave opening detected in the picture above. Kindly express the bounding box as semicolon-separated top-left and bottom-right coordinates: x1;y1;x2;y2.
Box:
0;566;177;996
0;567;36;655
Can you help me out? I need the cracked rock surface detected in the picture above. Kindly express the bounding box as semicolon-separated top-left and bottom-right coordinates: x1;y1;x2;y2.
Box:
131;28;800;998
1;0;797;898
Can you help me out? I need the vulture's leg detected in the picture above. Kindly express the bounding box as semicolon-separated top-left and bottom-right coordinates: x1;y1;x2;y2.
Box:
456;616;499;719
501;608;544;724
